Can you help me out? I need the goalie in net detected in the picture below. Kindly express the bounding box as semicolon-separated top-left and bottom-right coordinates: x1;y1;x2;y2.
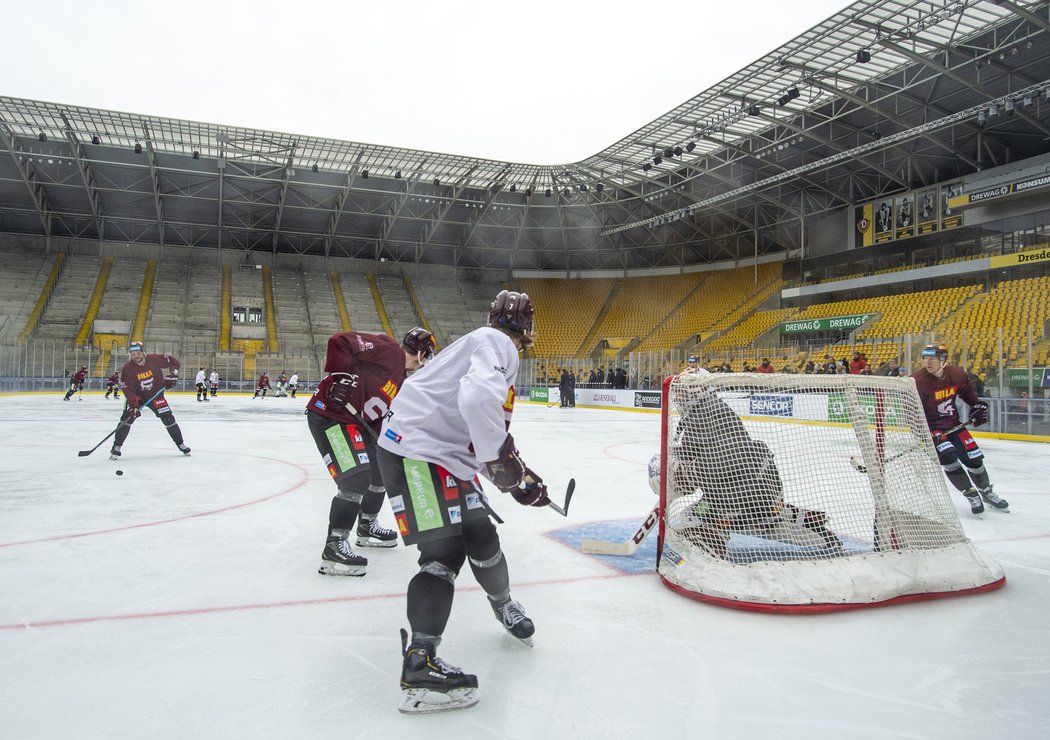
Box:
657;372;1005;613
666;389;844;560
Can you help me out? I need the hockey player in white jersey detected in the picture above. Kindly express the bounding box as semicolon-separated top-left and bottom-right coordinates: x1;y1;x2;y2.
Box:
377;290;549;714
208;369;219;398
194;368;209;402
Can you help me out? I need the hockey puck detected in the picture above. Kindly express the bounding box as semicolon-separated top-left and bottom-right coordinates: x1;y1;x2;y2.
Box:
115;470;124;476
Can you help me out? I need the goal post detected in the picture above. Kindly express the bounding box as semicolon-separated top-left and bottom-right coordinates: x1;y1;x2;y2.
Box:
657;372;1005;613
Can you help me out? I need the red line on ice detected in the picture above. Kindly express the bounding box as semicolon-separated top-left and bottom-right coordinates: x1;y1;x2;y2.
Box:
0;573;639;632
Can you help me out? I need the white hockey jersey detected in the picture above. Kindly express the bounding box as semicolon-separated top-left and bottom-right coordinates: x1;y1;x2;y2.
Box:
379;326;518;480
195;370;206;385
209;371;219;385
288;374;298;386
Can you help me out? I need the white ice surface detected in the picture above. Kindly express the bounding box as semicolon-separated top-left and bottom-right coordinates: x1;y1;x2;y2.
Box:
1;392;1048;739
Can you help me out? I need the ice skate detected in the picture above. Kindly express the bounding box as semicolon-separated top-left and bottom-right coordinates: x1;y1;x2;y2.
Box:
399;629;478;714
178;444;191;456
355;517;399;548
964;488;985;516
109;444;121;461
491;598;535;646
318;537;366;576
979;486;1010;512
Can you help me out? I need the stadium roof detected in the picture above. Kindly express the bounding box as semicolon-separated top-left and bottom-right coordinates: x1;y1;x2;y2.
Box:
2;0;1049;272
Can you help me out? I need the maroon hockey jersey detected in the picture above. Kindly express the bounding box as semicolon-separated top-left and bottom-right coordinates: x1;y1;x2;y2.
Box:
307;332;407;435
910;365;979;433
120;353;180;406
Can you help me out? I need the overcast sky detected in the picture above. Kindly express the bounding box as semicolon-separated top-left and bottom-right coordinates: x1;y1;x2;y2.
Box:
4;0;849;164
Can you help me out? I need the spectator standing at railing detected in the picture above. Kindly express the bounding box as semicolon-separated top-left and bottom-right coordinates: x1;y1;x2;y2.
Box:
850;351;867;374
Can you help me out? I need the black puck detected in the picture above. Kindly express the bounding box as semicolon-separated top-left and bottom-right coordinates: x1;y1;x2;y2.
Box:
115;470;124;476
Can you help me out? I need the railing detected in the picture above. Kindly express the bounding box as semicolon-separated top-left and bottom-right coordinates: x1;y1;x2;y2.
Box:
0;340;320;393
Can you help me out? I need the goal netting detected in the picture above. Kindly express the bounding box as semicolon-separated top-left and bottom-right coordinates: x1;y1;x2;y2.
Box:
658;372;1005;612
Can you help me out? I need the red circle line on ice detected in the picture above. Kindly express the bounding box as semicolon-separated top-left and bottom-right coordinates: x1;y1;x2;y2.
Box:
0;448;312;549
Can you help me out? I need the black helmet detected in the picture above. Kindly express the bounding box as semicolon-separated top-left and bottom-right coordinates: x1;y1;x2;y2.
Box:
488;290;534;334
921;343;948;362
402;327;436;362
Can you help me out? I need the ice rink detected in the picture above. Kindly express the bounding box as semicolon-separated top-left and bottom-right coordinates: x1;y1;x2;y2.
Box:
2;391;1048;739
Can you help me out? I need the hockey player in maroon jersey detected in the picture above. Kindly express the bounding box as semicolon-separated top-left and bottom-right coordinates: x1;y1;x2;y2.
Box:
63;366;88;401
253;372;270;398
104;371;121;399
911;343;1007;514
306;327;436;577
109;342;191;460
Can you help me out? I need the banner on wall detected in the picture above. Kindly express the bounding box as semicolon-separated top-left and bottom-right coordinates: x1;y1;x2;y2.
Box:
916;188;938;235
940;182;963;229
894;193;915;240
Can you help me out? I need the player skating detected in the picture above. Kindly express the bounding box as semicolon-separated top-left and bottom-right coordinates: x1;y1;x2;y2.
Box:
195;367;209;402
63;366;88;401
110;342;190;460
104;371;121;399
306;327;436;577
911;343;1007;514
376;290;549;714
275;370;288;397
287;371;298;398
253;372;270;398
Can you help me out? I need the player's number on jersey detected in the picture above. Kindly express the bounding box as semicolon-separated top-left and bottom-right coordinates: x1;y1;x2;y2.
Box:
361;396;390;423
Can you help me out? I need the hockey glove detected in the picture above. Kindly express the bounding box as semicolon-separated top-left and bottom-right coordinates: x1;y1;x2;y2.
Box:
164;376;178;389
127;402;142;419
483;434;525;492
326;372;359;413
969;401;989;427
510;468;550;507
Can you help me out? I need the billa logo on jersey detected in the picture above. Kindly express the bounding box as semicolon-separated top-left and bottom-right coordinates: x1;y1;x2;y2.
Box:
136;370;152;381
381;379;398;399
502;386;516;412
396;513;410;536
934;387;957;401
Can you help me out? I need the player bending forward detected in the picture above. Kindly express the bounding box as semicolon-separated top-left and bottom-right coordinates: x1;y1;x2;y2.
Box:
110;342;190;460
377;290;549;714
912;344;1007;514
667;387;844;559
306;327;436;576
64;366;88;401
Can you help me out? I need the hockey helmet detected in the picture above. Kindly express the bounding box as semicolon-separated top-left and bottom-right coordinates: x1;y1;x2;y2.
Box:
402;327;436;363
129;341;144;354
921;343;948;362
688;355;698;364
488;290;534;334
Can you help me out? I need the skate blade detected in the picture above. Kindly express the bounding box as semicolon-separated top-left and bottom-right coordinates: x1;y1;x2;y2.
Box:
355;537;398;549
318;562;366;577
399;688;478;714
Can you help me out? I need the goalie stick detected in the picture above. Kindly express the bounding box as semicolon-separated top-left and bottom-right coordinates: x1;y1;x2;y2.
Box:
849;421;969;474
580;503;659;556
77;387;165;457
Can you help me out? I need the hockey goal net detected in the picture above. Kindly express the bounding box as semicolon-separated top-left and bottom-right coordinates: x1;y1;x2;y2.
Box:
658;372;1005;612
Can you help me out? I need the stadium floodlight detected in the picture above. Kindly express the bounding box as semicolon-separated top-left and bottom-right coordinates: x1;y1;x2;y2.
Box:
192;150;200;160
596;183;604;192
777;87;800;106
544;188;551;197
361;169;368;178
1005;98;1015;115
91;135;102;145
686;142;696;152
642;163;652;172
312;164;318;172
394;170;401;178
38;132;46;142
433;178;440;186
857;49;871;63
509;183;516;192
747;104;761;116
653;155;662;165
134;143;142;154
674;146;683;156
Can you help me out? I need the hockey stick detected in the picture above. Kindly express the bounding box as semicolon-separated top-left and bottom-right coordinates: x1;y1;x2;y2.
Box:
580;503;659;556
546;478;575;516
849;421;968;474
77;387;165;457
